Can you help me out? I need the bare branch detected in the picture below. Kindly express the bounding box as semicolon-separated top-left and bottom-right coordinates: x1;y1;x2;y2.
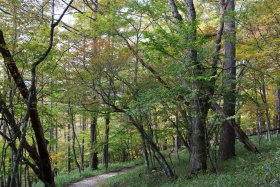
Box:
0;7;12;15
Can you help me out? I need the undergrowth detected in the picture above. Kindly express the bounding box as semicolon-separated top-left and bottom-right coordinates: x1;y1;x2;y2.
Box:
100;136;280;187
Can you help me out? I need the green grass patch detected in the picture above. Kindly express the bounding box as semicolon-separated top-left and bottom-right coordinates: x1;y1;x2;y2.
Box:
101;136;280;187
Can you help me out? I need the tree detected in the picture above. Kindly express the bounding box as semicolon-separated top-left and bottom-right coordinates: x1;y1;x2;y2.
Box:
90;115;99;170
0;0;74;185
219;0;237;160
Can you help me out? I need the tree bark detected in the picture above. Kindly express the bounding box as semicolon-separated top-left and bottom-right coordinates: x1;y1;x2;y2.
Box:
140;133;150;168
219;0;236;160
81;115;86;170
90;115;98;170
260;76;271;141
67;122;71;173
184;0;208;173
168;0;208;174
103;115;110;171
189;105;208;173
68;103;81;175
256;107;262;145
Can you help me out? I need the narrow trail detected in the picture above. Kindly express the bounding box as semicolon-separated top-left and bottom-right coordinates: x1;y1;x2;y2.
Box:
67;150;180;187
67;166;137;187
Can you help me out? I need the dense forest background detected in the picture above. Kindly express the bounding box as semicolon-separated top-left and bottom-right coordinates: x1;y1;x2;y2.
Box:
0;0;279;186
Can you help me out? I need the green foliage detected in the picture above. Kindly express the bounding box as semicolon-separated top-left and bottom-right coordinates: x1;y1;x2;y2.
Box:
104;136;280;187
0;0;279;185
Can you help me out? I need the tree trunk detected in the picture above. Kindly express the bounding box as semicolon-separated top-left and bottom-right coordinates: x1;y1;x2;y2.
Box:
276;83;280;135
219;0;236;160
10;148;19;186
256;107;262;145
140;133;150;168
175;113;181;153
175;134;181;154
162;139;168;151
90;115;98;170
260;76;271;141
68;103;81;175
103;115;110;171
189;105;207;173
49;95;54;153
67;122;71;173
0;30;54;186
153;115;159;146
1;122;7;187
81;115;86;170
212;101;259;153
130;116;174;177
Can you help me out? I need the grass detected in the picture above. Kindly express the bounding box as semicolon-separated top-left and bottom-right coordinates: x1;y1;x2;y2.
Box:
100;135;280;187
33;158;143;187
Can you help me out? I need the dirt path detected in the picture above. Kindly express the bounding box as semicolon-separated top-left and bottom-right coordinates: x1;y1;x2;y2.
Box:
67;167;136;187
67;151;180;187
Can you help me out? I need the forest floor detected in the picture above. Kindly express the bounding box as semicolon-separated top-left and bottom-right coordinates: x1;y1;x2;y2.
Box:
67;166;137;187
98;135;280;187
34;135;280;187
33;159;143;187
65;150;179;187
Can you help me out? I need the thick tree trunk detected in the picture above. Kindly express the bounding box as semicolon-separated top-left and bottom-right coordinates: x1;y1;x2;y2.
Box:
183;0;208;174
189;105;207;173
219;0;236;160
90;116;98;170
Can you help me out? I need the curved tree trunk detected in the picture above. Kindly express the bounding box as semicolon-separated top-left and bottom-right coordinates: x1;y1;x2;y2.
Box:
130;117;174;177
0;30;55;187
